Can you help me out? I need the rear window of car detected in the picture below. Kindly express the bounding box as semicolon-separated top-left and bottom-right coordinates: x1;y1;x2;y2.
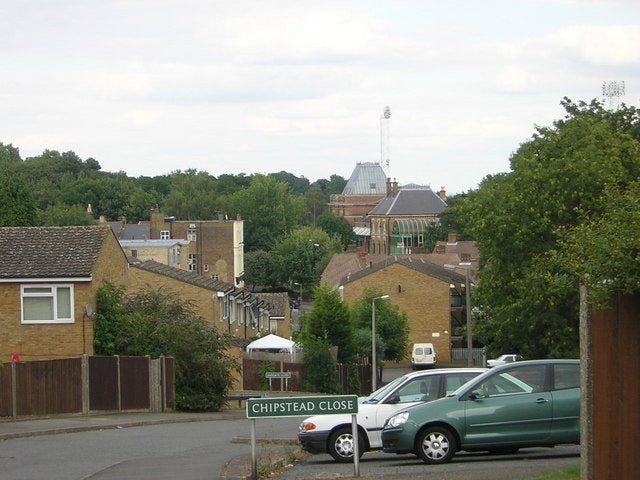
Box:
553;363;580;390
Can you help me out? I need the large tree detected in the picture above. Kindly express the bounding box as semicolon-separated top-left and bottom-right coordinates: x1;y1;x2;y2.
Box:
0;175;38;226
452;99;640;358
228;175;306;251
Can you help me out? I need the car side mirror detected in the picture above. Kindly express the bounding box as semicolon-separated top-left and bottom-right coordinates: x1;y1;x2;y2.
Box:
469;389;486;400
386;393;400;404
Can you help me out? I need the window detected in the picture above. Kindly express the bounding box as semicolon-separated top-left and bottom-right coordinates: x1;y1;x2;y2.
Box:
203;264;209;272
21;284;74;324
187;228;197;241
211;274;219;281
131;249;137;258
188;253;197;271
553;363;580;390
160;230;170;240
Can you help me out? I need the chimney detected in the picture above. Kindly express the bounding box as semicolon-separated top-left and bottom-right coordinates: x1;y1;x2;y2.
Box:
448;233;457;244
439;186;447;202
393;178;399;195
386;177;392;196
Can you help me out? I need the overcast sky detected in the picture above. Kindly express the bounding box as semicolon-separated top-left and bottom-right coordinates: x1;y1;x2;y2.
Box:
2;0;639;194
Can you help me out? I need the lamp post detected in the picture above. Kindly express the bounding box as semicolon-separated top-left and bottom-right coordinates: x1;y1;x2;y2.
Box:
372;294;390;392
293;282;302;306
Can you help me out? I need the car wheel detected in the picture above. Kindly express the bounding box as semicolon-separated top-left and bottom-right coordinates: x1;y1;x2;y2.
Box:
328;427;364;463
416;426;457;464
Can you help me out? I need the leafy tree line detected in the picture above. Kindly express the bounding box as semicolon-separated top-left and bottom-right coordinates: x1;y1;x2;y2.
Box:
450;99;640;359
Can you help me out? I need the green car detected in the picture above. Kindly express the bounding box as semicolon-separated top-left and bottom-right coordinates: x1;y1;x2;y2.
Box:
381;359;580;464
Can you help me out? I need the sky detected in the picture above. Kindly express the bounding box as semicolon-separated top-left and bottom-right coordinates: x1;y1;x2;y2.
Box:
2;1;639;194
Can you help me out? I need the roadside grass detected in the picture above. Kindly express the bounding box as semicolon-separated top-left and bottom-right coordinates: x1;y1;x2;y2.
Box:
525;465;579;480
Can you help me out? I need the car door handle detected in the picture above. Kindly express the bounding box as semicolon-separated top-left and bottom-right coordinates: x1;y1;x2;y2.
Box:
535;398;549;404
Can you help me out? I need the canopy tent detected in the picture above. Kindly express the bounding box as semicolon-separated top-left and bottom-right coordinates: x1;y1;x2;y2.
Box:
245;334;296;354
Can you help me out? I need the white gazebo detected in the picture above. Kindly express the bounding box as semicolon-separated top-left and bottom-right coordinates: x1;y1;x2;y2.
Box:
245;334;296;354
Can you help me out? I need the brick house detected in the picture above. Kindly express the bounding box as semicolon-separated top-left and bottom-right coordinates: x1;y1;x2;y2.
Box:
368;184;447;255
149;208;244;286
339;257;468;363
128;260;291;340
329;162;388;226
0;226;129;362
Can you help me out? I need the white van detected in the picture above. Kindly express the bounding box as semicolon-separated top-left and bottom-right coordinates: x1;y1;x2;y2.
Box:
411;343;437;369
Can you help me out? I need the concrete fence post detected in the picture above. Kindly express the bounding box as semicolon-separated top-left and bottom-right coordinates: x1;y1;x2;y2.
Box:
81;354;90;415
11;361;17;419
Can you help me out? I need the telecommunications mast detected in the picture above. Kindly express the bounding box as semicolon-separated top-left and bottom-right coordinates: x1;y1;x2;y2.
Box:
602;80;625;110
380;106;391;175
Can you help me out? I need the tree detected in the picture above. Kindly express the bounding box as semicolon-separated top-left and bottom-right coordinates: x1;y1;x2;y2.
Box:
301;337;341;394
162;169;220;220
243;249;277;289
299;284;356;364
316;212;355;249
270;226;343;290
0;174;38;226
351;287;409;365
228;175;305;251
451;98;640;358
40;203;95;226
94;283;238;411
304;185;327;226
554;180;640;308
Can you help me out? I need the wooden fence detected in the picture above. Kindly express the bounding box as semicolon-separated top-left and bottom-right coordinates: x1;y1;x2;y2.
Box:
0;355;174;419
590;293;639;479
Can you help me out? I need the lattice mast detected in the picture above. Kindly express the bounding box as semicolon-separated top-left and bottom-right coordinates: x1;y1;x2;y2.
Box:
602;81;625;110
380;106;391;175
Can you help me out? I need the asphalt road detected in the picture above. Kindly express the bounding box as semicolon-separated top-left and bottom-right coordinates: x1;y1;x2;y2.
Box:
275;444;581;479
0;415;301;480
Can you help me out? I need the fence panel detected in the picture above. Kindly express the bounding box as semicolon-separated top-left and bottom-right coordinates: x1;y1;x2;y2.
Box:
164;357;175;410
451;348;486;366
119;356;150;410
89;356;119;411
15;358;82;416
0;364;13;417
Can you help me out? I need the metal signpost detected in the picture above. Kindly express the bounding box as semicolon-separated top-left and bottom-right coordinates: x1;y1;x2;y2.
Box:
265;371;292;391
246;395;360;479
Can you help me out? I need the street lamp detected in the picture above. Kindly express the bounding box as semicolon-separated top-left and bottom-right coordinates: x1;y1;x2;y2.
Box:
293;282;302;306
372;294;390;392
445;264;473;367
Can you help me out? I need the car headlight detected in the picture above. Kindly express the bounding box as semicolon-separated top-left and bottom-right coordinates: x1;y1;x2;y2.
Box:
386;412;409;428
299;421;316;432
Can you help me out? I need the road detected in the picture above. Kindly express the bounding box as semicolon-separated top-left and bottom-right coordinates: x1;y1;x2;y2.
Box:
0;415;301;480
276;445;580;479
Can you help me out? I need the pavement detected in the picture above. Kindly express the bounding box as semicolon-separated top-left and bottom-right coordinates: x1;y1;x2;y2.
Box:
0;408;300;480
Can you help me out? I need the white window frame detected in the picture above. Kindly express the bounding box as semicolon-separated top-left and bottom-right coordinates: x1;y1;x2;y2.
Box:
188;253;197;272
21;284;74;324
160;230;170;240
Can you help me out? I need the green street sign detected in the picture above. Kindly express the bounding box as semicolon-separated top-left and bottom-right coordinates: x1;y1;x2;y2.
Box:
265;371;292;379
246;395;358;418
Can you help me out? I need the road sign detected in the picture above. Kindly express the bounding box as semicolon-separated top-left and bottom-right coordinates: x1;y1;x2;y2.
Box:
265;371;292;379
246;395;358;418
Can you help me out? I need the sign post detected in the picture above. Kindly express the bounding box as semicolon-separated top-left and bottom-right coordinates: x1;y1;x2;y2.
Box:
265;371;292;391
246;395;359;478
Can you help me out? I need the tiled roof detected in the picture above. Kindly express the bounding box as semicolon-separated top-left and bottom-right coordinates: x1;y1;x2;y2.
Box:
339;256;466;286
369;186;446;216
322;252;471;288
0;225;113;279
253;292;288;318
342;162;388;195
131;260;235;293
106;222;151;240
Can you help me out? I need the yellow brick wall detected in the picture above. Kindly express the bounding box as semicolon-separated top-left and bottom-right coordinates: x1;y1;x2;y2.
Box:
341;263;453;363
